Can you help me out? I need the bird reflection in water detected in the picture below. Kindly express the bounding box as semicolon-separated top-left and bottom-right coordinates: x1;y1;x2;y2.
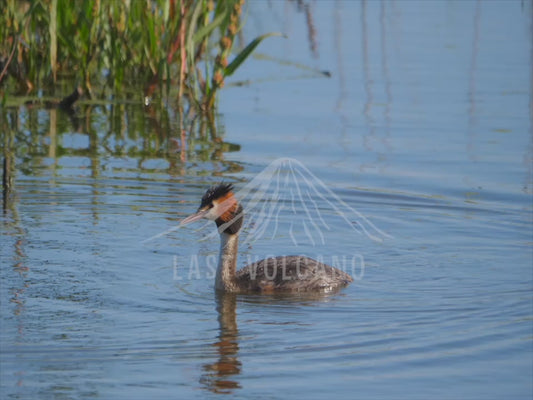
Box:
200;292;241;394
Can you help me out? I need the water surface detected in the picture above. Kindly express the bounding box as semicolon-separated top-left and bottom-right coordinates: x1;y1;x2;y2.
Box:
1;1;532;399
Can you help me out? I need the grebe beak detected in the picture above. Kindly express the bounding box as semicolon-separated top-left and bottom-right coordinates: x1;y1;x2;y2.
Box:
180;209;208;225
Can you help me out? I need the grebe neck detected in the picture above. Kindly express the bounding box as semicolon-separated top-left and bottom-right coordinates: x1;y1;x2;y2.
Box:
216;232;239;292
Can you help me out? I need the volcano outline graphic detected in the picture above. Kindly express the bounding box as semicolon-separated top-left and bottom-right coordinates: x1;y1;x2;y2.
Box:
143;158;391;247
207;158;391;247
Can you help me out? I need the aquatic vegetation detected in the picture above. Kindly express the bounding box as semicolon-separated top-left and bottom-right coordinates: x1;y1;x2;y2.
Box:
0;0;278;112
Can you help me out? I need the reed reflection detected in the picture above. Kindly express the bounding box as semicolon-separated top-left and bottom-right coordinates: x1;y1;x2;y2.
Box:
2;99;242;180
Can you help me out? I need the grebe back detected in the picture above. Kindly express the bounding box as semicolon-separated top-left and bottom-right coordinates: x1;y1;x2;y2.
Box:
181;183;353;293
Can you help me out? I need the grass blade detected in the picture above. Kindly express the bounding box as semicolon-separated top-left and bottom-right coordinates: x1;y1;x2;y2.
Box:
224;32;285;77
192;12;226;44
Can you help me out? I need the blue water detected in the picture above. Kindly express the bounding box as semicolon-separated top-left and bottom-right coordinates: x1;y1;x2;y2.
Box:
1;1;532;399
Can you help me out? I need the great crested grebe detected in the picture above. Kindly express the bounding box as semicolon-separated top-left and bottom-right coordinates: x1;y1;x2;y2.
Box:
181;183;353;293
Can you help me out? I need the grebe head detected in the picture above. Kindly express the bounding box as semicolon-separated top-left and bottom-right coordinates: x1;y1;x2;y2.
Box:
181;183;244;235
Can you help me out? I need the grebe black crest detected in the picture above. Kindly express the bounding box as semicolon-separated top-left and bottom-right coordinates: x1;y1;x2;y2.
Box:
181;183;353;293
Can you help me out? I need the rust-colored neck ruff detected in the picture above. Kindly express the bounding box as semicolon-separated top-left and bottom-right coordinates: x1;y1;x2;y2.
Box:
215;194;243;235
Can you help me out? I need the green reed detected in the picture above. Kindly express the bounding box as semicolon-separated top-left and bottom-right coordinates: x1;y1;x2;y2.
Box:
0;0;278;112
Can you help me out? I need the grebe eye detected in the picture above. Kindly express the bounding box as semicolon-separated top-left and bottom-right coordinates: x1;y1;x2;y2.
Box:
209;204;214;209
